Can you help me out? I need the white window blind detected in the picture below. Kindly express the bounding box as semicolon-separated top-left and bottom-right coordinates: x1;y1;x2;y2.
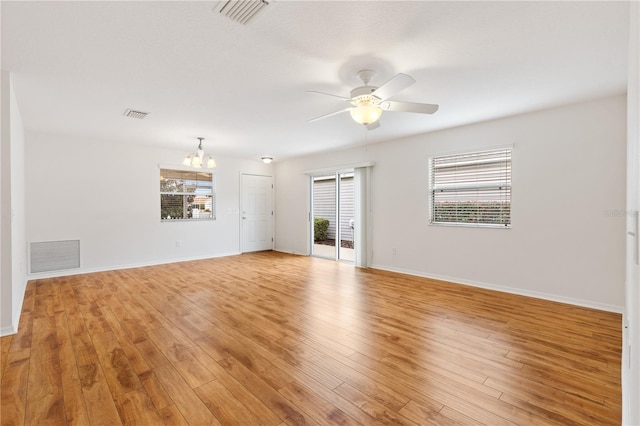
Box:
160;169;215;221
430;148;511;227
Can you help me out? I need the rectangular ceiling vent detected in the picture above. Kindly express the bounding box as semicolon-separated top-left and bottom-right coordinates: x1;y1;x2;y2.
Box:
30;240;80;274
215;0;269;25
123;108;149;119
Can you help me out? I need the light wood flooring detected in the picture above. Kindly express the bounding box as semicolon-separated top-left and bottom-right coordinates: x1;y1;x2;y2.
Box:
0;251;622;425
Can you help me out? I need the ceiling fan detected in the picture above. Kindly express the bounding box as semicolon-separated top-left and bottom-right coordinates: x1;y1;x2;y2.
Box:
307;70;439;130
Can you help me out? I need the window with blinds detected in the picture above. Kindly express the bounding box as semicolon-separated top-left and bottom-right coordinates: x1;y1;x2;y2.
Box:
160;169;215;221
430;148;511;227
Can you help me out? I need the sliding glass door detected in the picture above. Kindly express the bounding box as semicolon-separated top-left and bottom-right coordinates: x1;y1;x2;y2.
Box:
311;171;355;262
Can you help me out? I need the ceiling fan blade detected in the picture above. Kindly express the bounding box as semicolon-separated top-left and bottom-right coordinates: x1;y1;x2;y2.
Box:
305;91;351;101
308;108;351;123
371;73;415;101
381;101;439;114
366;121;380;131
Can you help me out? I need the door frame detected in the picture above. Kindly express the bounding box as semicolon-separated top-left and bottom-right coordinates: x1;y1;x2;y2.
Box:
240;173;274;253
304;161;374;266
309;171;354;262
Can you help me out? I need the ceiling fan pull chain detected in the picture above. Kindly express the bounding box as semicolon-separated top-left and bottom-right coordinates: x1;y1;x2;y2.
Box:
365;126;368;152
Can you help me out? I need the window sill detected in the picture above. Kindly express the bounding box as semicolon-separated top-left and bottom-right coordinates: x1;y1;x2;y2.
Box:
429;222;511;229
161;218;215;222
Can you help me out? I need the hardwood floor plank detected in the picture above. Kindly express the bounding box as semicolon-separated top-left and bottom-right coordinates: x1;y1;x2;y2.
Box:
117;336;152;377
91;330;143;398
29;329;60;365
55;311;81;387
192;335;228;362
142;317;196;349
152;363;221;425
164;312;213;342
8;313;32;355
134;338;170;370
498;392;583;426
0;335;12;380
187;345;283;426
195;379;264;425
139;370;173;411
271;353;344;391
0;354;30;426
62;384;91;426
114;388;165;425
520;362;620;405
146;327;216;388
25;356;66;425
288;339;411;412
1;252;621;425
332;382;417;426
78;298;113;336
218;356;318;425
278;380;361;426
157;404;189;425
377;352;503;399
484;373;617;422
78;360;123;425
120;298;164;332
438;406;485;426
398;399;457;426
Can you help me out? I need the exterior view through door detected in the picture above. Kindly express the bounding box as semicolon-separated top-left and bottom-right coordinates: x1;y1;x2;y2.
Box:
312;172;355;261
241;174;273;252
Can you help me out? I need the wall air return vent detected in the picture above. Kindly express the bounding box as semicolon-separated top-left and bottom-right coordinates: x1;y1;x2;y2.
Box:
29;240;80;274
123;108;149;119
215;0;269;25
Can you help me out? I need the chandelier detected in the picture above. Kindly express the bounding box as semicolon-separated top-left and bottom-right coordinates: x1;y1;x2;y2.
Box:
183;137;216;169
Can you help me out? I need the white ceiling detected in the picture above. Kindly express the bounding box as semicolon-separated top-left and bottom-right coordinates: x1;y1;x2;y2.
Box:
2;1;630;161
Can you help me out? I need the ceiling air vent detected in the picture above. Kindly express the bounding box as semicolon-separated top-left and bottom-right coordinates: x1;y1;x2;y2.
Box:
123;108;149;119
215;0;269;25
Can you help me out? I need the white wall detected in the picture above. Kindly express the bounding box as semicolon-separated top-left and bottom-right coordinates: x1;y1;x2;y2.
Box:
623;2;639;424
275;95;627;311
10;76;26;332
0;71;12;335
25;131;273;276
0;71;27;337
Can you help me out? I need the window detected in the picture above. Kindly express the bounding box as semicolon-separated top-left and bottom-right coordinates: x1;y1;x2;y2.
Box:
430;148;511;227
160;168;215;221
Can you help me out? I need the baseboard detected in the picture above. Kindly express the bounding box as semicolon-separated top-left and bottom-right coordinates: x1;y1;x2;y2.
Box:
274;248;310;256
0;324;17;337
371;263;624;314
26;252;242;280
1;277;28;337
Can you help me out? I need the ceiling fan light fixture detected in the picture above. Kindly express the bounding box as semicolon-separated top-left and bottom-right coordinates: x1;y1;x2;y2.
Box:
308;70;438;128
350;103;382;126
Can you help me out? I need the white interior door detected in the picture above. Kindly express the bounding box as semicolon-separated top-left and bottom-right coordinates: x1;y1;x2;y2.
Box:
241;174;273;252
